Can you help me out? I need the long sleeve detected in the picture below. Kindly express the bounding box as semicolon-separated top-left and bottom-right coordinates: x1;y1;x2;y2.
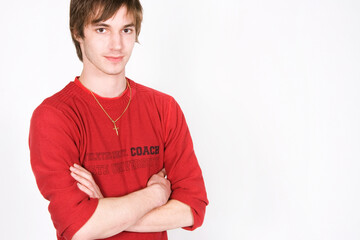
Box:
162;98;209;230
29;104;98;240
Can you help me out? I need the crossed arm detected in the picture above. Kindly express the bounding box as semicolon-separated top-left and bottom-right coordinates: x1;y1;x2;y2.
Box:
70;164;194;240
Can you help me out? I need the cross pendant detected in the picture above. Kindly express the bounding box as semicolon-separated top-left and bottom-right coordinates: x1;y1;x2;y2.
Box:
113;122;119;136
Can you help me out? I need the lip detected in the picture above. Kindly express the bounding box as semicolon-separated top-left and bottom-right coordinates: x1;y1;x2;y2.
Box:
105;56;124;63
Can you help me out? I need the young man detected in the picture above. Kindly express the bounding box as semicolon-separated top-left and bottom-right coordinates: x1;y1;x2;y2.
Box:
29;0;208;239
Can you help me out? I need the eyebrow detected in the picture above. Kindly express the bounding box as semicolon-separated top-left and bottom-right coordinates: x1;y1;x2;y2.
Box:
92;23;135;28
124;23;135;28
92;23;110;27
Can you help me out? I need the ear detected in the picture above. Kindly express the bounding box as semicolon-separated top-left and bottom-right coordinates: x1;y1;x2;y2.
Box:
72;30;83;43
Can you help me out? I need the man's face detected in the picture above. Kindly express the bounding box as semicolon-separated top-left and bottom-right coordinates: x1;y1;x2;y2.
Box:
78;6;136;77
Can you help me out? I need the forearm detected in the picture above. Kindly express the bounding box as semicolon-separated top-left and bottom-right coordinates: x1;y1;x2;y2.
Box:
126;199;194;232
72;185;163;240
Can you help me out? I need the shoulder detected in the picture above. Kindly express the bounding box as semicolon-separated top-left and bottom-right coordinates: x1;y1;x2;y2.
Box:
132;81;186;125
133;81;178;108
30;84;82;146
31;82;79;127
40;82;77;110
134;81;172;100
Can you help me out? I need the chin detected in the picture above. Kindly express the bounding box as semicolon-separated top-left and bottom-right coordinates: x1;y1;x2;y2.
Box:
99;65;125;76
103;69;124;76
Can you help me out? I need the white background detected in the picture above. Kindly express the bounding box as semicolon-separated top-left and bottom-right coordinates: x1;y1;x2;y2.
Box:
1;0;360;239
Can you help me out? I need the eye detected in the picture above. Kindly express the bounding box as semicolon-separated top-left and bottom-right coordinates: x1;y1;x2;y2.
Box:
123;28;133;34
96;28;107;33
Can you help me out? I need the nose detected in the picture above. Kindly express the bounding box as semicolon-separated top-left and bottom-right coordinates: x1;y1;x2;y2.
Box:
109;32;123;51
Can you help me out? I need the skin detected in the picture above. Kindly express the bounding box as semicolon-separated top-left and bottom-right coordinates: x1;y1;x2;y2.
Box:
70;165;194;233
71;6;194;240
76;5;136;97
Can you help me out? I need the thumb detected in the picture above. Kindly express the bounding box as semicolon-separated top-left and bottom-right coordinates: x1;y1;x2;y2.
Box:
158;168;167;177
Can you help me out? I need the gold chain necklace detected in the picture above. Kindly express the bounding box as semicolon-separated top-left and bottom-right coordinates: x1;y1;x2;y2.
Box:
90;80;132;136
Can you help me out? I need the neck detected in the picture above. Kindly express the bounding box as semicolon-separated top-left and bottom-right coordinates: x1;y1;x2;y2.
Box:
79;68;127;98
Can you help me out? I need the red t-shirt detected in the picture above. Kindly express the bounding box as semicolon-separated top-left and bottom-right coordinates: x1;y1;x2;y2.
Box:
29;77;208;240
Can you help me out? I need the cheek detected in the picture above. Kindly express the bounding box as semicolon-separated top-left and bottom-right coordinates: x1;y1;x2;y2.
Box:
124;41;136;54
84;39;105;57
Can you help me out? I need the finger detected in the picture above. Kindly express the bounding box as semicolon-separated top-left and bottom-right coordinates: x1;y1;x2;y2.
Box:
96;189;104;199
76;182;95;198
72;164;92;176
70;166;93;182
92;184;103;198
70;166;104;198
157;168;166;177
162;168;167;177
74;164;92;175
70;172;96;192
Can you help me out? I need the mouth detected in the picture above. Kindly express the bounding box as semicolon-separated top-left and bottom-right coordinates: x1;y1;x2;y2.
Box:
105;56;124;63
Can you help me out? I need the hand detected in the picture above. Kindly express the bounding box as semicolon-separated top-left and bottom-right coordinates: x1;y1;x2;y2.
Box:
70;164;104;199
147;169;171;206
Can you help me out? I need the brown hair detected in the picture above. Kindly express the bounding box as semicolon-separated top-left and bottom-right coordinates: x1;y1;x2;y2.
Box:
70;0;143;61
